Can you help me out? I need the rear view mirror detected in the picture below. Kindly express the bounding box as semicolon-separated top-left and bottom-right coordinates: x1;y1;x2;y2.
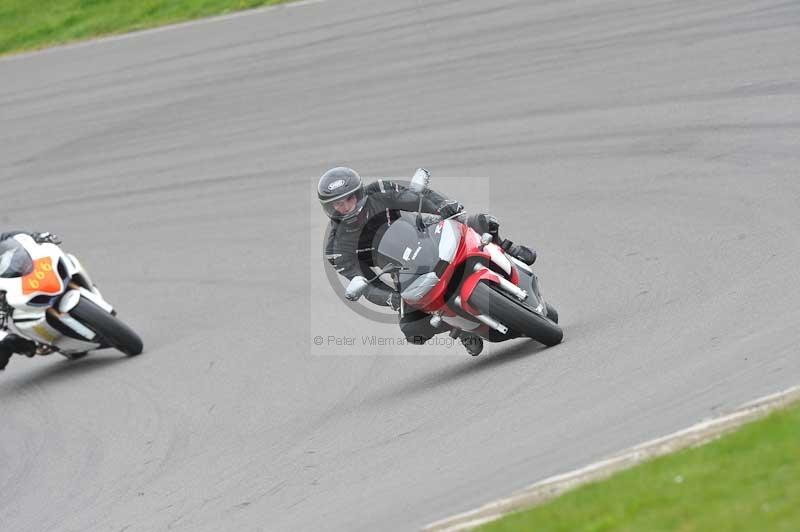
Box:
409;168;431;193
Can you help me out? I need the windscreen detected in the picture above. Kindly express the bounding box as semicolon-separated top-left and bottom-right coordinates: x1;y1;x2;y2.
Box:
0;238;33;278
374;213;442;291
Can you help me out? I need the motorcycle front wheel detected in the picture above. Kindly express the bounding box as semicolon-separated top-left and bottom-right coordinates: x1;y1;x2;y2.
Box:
469;282;563;347
70;298;144;356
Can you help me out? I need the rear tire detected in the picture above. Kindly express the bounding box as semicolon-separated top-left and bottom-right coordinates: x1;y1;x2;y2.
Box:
70;298;143;356
469;282;563;346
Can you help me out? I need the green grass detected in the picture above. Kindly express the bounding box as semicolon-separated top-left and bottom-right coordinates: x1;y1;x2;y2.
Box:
480;402;800;532
0;0;290;55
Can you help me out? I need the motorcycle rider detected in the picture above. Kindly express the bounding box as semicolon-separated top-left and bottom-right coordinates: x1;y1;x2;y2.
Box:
0;231;62;371
319;167;537;356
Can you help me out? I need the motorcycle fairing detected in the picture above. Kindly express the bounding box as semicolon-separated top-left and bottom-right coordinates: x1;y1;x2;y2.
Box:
0;236;70;311
0;234;116;355
402;272;440;304
458;267;504;315
436;220;460;262
375;212;546;336
11;312;99;353
21;257;62;296
377;217;463;306
411;223;522;315
458;228;520;286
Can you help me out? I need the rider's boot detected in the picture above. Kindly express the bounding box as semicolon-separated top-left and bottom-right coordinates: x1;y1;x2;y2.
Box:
0;334;36;370
460;333;484;356
0;345;11;371
502;239;537;265
468;214;537;266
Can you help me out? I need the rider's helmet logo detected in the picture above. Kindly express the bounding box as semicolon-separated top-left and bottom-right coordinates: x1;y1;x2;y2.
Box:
327;179;346;191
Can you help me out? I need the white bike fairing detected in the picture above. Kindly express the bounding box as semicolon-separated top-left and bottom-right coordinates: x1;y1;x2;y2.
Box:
0;235;115;355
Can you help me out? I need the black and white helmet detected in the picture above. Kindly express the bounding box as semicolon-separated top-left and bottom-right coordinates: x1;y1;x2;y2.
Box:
317;167;367;222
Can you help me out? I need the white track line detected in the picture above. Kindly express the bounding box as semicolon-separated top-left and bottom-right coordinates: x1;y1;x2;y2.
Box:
424;384;800;532
0;0;327;64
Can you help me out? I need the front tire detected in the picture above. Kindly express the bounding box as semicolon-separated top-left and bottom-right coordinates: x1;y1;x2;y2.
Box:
545;302;559;324
70;298;143;356
469;282;563;346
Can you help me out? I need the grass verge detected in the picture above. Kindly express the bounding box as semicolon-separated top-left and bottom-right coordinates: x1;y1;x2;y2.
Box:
0;0;291;56
479;401;800;532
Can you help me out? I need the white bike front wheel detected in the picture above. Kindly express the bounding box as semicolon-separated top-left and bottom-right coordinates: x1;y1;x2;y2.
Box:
70;298;143;356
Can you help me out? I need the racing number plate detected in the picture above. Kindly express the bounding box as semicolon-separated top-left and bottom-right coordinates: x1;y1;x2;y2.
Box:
22;257;62;296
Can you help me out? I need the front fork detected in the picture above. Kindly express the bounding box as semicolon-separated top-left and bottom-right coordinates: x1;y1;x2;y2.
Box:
452;262;548;335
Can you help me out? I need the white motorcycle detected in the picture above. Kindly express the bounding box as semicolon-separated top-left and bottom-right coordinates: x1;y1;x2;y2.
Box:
0;233;143;360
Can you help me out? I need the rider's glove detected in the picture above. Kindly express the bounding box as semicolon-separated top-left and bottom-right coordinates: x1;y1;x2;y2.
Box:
438;200;464;219
33;232;62;245
484;214;500;236
472;213;500;236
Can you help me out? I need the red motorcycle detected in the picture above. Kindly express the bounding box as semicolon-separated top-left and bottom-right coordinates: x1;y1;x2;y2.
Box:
346;175;562;348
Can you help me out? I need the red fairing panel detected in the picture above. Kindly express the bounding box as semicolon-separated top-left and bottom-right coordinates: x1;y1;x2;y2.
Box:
462;230;520;285
509;259;519;285
416;222;519;314
459;268;503;315
416;223;467;312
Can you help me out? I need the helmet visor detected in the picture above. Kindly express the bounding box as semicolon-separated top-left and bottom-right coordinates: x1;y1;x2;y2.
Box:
321;187;366;221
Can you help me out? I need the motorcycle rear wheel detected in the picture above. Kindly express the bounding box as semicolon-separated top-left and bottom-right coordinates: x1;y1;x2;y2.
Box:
469;282;563;346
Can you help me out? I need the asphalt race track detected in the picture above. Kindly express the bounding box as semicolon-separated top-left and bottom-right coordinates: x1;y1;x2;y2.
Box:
1;1;799;530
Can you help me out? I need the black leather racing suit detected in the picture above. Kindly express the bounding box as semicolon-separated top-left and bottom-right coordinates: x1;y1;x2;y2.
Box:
0;231;42;369
324;180;502;344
